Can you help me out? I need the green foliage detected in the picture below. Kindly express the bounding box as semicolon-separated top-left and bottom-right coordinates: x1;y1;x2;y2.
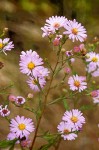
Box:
38;132;59;150
0;139;17;149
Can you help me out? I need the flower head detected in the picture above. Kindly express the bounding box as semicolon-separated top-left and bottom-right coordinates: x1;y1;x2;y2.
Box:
27;76;46;92
91;90;99;104
7;132;18;141
44;16;67;30
68;75;87;92
0;38;14;55
86;52;99;67
62;109;85;131
15;96;26;105
64;19;87;42
0;105;10;117
57;121;77;140
19;50;43;76
10;116;35;139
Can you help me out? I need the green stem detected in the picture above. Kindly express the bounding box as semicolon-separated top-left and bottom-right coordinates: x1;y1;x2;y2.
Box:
30;49;61;150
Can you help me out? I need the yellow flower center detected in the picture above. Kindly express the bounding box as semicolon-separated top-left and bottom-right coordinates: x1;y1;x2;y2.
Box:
0;43;3;49
64;129;69;134
71;116;78;123
53;23;60;28
74;80;80;87
28;62;35;70
92;57;98;62
72;28;78;35
18;123;26;130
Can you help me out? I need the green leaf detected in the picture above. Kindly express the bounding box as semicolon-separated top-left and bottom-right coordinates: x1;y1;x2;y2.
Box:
80;105;94;111
0;139;17;148
63;99;69;110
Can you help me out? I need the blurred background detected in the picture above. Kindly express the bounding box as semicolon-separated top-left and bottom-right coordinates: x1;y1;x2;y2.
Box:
0;0;99;149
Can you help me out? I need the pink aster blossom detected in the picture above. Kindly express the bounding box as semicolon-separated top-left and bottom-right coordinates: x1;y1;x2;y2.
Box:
86;52;99;68
92;68;99;77
7;132;18;141
33;66;50;78
41;26;55;37
0;105;10;117
15;96;26;105
68;75;87;92
57;121;77;140
44;16;67;30
27;76;46;92
62;109;85;131
66;50;73;57
64;19;87;42
0;38;14;55
91;90;99;104
10;116;35;139
19;50;43;76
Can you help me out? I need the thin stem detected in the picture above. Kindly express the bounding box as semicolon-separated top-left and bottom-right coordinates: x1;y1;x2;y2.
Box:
30;51;61;150
55;138;62;150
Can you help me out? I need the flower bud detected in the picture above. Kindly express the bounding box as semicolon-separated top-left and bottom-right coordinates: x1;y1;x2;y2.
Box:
27;93;34;99
8;94;16;102
65;67;71;74
53;38;60;46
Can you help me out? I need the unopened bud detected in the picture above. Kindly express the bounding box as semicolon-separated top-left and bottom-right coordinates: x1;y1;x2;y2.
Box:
27;93;34;99
8;94;16;102
53;38;60;46
61;48;66;53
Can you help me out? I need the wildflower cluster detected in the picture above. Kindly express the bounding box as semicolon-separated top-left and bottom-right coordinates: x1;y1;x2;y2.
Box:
19;50;50;92
57;109;85;140
0;16;99;150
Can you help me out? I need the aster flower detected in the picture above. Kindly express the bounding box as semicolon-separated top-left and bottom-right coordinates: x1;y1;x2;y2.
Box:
68;74;87;92
64;19;87;42
19;50;43;76
0;105;10;117
20;139;31;148
27;76;46;92
44;16;67;30
15;96;26;105
41;26;55;37
10;116;35;139
0;38;14;55
86;52;99;68
57;121;77;140
33;66;50;78
92;68;99;77
7;132;18;141
66;50;73;57
62;109;85;131
91;90;99;104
